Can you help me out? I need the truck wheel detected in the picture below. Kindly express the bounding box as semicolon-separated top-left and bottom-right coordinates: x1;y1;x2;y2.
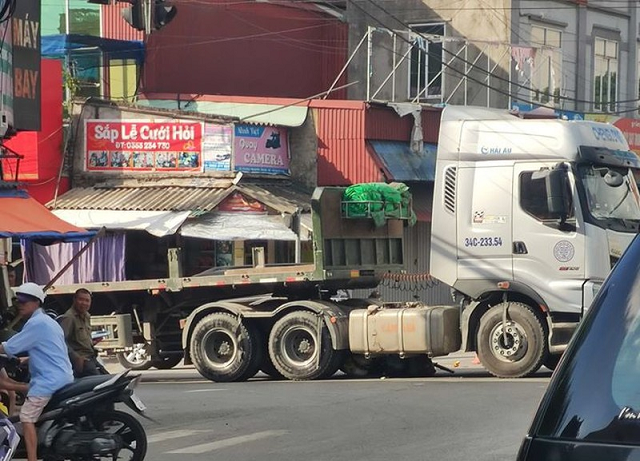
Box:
152;354;183;370
117;343;152;371
260;352;285;380
477;302;546;378
268;310;340;381
190;313;262;382
341;354;382;378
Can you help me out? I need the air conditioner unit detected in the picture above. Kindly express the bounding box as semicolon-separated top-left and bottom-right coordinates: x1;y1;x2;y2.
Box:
0;111;10;138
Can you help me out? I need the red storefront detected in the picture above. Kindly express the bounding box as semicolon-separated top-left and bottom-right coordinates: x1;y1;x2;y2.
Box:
1;59;67;204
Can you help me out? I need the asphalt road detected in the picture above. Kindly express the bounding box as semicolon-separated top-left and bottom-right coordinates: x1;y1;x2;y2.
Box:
110;354;553;461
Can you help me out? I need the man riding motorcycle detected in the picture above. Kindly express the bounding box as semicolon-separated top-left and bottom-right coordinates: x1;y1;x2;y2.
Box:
0;283;73;461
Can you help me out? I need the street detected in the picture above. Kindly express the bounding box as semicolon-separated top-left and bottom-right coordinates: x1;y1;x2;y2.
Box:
108;354;552;461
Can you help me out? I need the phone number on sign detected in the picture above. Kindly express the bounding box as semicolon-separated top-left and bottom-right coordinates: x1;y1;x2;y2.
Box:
113;142;171;150
464;237;503;247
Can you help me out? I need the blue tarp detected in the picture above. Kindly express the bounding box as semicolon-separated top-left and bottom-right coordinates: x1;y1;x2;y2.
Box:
41;34;145;63
369;141;436;182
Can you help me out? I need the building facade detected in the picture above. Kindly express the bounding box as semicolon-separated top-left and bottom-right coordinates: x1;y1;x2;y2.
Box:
345;0;639;116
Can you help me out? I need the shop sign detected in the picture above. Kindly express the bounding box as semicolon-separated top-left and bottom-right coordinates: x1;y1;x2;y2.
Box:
12;0;41;131
233;124;289;175
203;123;232;172
85;120;203;172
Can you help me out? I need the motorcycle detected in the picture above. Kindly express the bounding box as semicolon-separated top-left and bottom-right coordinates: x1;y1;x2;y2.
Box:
0;355;148;461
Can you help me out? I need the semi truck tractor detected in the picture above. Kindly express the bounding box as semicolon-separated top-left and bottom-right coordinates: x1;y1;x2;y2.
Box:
2;105;639;380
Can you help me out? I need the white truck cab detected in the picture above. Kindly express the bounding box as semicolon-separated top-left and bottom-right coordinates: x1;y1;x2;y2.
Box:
430;106;640;377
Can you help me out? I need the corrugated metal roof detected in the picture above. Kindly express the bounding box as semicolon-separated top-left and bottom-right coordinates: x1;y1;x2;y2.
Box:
314;106;382;186
369;141;436;182
49;182;311;215
101;3;143;41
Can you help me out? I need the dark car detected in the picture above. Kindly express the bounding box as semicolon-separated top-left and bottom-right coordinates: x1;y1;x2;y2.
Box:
517;234;640;461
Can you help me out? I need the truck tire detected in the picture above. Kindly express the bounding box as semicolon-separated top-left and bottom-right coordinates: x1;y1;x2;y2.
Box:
268;310;341;381
190;312;262;382
152;354;183;370
477;302;546;378
117;343;153;371
260;352;285;380
341;353;383;378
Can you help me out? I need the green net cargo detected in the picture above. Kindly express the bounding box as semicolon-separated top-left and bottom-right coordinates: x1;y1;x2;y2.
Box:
342;182;417;227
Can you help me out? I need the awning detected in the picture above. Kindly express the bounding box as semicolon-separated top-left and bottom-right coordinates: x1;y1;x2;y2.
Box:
0;190;93;241
369;141;436;182
135;99;308;127
180;213;300;241
52;210;191;238
41;34;145;63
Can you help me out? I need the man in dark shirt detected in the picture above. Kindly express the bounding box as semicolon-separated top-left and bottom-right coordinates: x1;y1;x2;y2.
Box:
59;289;105;377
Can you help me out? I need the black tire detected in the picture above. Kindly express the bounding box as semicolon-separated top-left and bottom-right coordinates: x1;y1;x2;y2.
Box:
341;354;383;378
477;302;547;378
152;354;183;370
91;410;147;461
190;312;262;382
268;310;341;381
117;344;152;371
260;351;285;380
543;352;562;371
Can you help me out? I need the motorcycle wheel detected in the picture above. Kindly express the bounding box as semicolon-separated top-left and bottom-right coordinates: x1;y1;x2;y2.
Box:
91;409;147;461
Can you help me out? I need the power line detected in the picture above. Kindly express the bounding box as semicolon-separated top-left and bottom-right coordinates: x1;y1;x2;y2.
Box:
354;0;640;111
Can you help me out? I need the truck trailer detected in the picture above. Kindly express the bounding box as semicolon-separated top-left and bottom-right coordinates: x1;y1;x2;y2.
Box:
3;105;639;381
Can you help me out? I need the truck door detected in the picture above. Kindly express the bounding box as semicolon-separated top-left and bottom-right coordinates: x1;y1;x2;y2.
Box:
456;165;513;281
512;163;585;314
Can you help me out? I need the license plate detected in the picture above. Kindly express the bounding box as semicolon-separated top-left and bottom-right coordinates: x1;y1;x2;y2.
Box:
130;393;146;412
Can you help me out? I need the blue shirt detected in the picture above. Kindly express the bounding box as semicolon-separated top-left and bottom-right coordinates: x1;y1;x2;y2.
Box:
3;309;74;397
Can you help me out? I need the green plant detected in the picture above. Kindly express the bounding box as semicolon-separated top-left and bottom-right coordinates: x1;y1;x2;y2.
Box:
62;68;80;119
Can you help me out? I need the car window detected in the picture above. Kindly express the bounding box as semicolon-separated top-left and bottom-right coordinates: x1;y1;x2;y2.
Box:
533;234;640;443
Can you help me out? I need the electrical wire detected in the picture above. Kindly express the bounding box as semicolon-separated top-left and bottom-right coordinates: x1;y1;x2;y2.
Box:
351;0;640;112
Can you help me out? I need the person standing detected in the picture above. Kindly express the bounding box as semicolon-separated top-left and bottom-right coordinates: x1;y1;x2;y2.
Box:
59;288;105;377
0;282;73;461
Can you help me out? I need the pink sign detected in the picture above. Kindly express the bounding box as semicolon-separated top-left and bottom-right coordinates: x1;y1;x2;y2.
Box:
233;125;289;175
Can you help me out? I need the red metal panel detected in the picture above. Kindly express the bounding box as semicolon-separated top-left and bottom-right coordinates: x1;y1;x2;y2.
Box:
421;107;442;144
102;2;143;41
365;106;413;141
314;107;381;186
365;106;442;143
142;2;347;99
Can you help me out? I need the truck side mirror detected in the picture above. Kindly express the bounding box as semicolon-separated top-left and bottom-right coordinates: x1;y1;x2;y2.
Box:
546;166;570;220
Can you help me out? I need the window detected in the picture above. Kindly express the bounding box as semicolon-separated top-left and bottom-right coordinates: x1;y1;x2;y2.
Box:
409;24;444;101
69;50;102;98
594;37;618;112
530;25;562;105
42;0;100;36
520;171;573;221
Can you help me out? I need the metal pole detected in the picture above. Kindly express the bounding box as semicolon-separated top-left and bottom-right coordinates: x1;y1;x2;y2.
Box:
366;26;373;101
372;46;412;100
392;33;397;102
324;30;369;100
464;43;468;106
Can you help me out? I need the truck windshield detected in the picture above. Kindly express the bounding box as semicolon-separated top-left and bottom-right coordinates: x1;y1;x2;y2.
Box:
579;165;640;227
